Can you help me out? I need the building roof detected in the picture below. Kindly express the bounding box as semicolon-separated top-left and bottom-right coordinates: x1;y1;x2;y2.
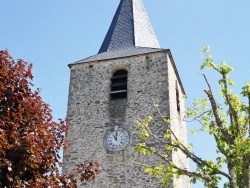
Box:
98;0;160;53
71;47;166;65
71;0;161;66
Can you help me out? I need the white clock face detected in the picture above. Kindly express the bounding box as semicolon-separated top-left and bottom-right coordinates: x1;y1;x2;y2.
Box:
104;127;129;151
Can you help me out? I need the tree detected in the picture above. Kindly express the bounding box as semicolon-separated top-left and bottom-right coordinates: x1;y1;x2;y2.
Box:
0;50;99;187
136;46;250;188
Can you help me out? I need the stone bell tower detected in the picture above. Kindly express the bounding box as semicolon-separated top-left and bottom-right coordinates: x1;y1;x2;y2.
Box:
63;0;189;187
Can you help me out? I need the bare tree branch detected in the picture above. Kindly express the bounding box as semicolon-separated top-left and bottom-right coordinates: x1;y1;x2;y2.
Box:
186;110;211;122
138;119;230;180
142;145;218;186
202;74;232;144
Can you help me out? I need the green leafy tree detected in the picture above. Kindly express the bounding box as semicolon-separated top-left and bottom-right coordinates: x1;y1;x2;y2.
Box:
136;46;250;188
0;50;99;187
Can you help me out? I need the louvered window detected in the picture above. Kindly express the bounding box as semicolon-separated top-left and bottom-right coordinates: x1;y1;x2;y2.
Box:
110;70;127;100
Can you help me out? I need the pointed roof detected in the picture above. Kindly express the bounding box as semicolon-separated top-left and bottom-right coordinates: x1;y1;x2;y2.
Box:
98;0;160;54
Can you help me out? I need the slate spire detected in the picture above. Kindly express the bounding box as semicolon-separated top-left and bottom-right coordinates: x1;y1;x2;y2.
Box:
98;0;160;54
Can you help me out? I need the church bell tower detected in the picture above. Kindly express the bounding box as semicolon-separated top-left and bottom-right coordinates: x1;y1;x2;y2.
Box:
63;0;189;187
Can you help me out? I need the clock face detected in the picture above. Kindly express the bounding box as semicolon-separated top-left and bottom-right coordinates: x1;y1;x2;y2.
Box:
104;126;130;151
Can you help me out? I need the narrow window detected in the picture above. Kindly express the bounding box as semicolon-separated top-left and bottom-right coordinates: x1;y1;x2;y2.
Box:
176;81;180;113
110;70;127;100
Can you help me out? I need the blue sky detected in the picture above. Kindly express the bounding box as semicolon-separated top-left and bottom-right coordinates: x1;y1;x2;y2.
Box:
1;0;250;187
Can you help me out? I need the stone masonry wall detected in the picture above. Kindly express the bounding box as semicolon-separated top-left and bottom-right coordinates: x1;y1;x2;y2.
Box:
63;51;189;188
167;55;190;188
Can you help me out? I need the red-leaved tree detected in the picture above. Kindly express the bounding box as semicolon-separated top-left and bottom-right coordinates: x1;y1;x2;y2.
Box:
0;50;99;187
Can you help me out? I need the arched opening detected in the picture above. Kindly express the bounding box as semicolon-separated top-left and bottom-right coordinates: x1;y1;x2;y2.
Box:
110;70;127;100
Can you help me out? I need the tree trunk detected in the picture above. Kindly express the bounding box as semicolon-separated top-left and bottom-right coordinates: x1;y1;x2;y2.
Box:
242;156;250;188
228;162;238;188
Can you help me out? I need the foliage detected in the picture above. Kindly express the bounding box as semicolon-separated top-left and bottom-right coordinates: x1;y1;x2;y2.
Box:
136;46;250;188
0;50;100;187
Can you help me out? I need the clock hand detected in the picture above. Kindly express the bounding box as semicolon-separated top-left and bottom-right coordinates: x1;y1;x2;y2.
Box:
115;132;118;141
113;133;117;141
